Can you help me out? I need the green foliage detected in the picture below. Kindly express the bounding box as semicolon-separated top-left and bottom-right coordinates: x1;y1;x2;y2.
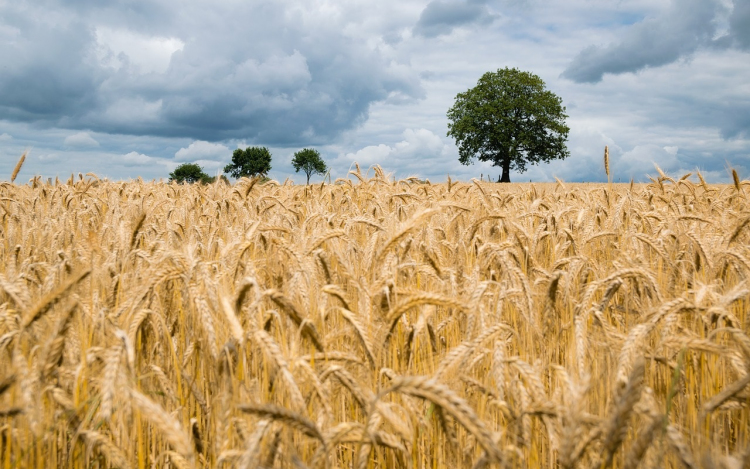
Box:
224;146;272;179
169;163;210;184
202;174;230;185
447;67;570;183
291;148;327;185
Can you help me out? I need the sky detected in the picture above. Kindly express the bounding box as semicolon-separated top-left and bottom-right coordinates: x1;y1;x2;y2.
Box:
1;0;749;183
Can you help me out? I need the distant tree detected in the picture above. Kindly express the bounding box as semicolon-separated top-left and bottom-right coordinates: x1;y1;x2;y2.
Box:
447;67;570;183
224;146;272;179
202;174;230;185
291;148;327;185
169;163;210;184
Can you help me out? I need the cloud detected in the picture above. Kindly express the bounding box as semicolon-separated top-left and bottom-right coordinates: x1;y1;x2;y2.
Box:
344;144;394;167
95;26;184;74
0;133;11;141
562;0;723;83
0;0;747;184
121;151;177;170
413;0;496;38
0;0;424;144
174;140;230;162
192;159;223;172
719;0;750;50
121;151;156;166
342;128;457;176
614;144;681;177
0;13;100;121
64;132;99;148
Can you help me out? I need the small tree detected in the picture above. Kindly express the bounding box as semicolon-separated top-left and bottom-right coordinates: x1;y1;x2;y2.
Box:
169;163;210;184
447;67;570;183
224;146;272;179
291;148;327;185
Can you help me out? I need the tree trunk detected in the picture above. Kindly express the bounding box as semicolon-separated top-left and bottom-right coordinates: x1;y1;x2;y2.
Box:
306;172;310;185
499;158;511;183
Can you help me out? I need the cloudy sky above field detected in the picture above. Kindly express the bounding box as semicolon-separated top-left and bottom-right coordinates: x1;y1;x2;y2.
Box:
1;0;749;183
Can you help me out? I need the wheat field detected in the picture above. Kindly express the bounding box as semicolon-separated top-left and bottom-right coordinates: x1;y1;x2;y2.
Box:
1;166;749;468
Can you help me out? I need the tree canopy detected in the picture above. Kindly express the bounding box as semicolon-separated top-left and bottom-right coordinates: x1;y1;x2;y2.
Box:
447;67;570;183
169;163;211;184
291;148;327;185
224;146;272;179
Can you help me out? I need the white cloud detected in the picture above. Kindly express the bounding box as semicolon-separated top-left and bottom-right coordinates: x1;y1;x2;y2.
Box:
0;133;11;141
335;128;488;181
343;128;453;171
344;144;394;166
95;27;184;74
121;151;160;167
615;144;681;177
664;145;679;155
63;132;99;148
175;141;230;162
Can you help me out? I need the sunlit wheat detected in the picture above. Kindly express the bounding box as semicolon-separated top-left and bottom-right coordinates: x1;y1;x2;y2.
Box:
0;168;748;468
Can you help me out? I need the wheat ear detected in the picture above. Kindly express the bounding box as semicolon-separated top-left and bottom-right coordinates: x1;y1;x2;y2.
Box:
384;292;465;345
80;430;132;469
252;329;306;410
435;323;511;380
129;387;195;462
600;357;645;467
379;376;504;463
329;307;376;367
701;372;750;415
237;402;326;446
237;418;271;469
10;151;26;183
604;146;610;179
320;365;372;410
623;413;662;469
312;422;365;469
22;269;91;329
0;375;15;396
666;425;697;469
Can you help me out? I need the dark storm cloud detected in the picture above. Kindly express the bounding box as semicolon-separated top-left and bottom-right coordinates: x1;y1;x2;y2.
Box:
727;0;750;50
561;0;721;83
0;11;102;122
0;0;424;145
413;0;496;38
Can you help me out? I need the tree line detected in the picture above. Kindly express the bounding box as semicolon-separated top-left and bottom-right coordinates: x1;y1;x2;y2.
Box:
171;67;570;185
169;147;328;185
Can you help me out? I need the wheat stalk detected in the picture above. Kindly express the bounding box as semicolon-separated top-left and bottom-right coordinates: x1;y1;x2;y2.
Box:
604;145;610;180
10;151;26;183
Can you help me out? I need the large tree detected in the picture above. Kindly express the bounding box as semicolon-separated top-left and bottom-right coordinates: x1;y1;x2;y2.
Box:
291;148;327;185
447;68;570;183
224;146;272;179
